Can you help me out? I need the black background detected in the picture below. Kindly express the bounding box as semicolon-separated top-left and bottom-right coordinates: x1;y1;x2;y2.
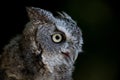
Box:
0;0;119;80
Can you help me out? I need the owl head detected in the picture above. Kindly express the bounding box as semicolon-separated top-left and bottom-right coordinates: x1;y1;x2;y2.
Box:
22;7;83;72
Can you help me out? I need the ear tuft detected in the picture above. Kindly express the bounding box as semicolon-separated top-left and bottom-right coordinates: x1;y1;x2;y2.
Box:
57;12;72;19
26;7;55;22
26;7;39;20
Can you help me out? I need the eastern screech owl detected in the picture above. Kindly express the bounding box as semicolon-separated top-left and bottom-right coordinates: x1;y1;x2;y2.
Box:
0;7;83;80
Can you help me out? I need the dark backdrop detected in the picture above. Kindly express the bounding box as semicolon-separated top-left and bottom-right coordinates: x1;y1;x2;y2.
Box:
0;0;119;80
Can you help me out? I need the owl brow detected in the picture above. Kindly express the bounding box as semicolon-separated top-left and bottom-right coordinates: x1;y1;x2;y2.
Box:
53;26;65;34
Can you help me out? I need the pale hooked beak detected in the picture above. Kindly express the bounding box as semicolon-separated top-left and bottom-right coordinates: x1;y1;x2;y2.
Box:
73;51;79;62
62;50;79;63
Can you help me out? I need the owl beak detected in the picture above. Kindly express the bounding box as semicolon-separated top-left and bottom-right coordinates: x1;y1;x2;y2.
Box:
62;51;78;63
73;52;79;62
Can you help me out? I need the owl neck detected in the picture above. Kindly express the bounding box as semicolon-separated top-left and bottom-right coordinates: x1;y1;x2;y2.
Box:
41;54;74;79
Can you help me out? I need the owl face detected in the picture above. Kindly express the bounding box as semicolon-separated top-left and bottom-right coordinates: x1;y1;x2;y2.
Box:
26;7;83;68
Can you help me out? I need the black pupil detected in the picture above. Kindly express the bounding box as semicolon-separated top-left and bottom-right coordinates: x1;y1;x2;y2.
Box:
55;35;60;40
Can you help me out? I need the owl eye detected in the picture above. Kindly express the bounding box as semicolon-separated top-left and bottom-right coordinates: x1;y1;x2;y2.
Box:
52;33;64;43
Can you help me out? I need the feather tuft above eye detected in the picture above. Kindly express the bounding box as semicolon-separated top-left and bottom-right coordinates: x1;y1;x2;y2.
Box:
26;7;55;22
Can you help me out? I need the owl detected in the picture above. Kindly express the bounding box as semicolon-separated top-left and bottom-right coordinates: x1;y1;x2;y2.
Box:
0;7;83;80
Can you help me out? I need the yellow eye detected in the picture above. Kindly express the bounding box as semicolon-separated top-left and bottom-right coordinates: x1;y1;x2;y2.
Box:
52;33;63;43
